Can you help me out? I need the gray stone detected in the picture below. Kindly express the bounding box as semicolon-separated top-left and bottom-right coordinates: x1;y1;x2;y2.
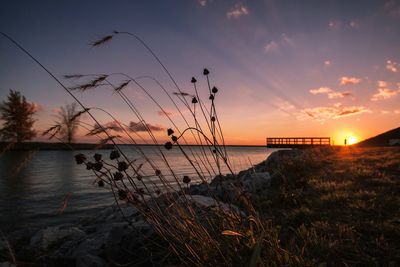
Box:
30;226;86;250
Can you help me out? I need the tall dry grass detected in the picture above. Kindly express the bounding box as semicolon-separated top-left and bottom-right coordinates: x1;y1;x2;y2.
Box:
1;31;287;266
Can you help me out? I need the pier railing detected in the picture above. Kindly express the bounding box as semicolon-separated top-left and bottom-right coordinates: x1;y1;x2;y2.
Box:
266;137;331;148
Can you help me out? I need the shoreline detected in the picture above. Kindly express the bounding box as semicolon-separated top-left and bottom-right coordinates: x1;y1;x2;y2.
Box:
1;147;399;266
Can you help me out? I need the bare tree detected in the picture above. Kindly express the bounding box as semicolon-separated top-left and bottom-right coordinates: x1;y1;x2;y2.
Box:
56;103;80;144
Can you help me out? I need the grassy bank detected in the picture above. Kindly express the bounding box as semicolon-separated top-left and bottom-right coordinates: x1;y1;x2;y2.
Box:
253;146;400;266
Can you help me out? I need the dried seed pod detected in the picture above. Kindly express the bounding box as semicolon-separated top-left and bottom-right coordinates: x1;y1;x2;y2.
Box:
86;162;93;170
209;94;214;100
155;169;161;176
192;97;198;104
183;175;191;184
171;135;178;142
164;142;173;150
110;150;120;160
167;128;174;136
94;153;102;162
203;68;210;75
191;77;197;83
137;175;142;181
113;172;123;181
118;161;128;172
118;189;127;200
93;162;103;171
97;180;105;187
212;86;218;94
74;153;86;164
211;116;216;122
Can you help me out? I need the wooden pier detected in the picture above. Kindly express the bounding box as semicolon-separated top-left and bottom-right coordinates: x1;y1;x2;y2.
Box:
266;137;331;148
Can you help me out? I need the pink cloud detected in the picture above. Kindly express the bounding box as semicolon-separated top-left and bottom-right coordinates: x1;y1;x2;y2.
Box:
339;76;361;85
371;88;400;101
386;60;398;73
226;4;249;19
300;105;371;122
31;102;44;113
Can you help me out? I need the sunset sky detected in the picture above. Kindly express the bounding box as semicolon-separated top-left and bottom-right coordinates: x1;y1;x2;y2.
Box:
1;0;399;145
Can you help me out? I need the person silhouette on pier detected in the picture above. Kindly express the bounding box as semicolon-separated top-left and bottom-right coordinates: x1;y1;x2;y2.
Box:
344;139;347;146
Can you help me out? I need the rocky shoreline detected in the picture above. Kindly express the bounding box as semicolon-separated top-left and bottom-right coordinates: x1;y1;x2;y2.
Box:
0;149;301;267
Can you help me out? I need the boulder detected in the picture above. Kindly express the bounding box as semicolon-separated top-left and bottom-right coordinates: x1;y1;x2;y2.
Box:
30;226;86;250
239;171;271;192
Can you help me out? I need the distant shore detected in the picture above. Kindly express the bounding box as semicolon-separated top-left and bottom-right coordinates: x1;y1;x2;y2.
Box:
0;142;267;151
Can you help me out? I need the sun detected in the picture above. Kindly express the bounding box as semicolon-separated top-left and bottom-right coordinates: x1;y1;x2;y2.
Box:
348;136;358;145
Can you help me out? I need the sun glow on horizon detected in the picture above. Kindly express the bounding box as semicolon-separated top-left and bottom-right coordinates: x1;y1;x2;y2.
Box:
348;136;358;145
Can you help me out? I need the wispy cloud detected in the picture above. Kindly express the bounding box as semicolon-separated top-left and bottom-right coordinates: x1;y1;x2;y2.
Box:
378;80;388;88
384;0;400;19
264;33;295;54
349;20;360;28
386;60;398;73
264;41;279;53
198;0;207;7
300;104;371;122
309;87;352;99
309;87;332;94
339;76;361;85
328;20;342;30
324;60;331;67
157;109;175;117
32;102;44;113
129;121;164;132
226;4;249;19
371;87;400;101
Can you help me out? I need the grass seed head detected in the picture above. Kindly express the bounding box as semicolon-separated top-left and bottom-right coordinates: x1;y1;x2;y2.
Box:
118;161;128;172
183;175;191;184
110;150;120;160
74;153;86;164
203;68;210;75
94;153;102;162
164;142;173;150
113;172;123;181
93;162;103;171
91;35;113;47
191;77;197;83
167;128;174;136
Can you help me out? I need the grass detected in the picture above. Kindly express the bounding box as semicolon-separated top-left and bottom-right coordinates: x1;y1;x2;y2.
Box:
253;146;400;266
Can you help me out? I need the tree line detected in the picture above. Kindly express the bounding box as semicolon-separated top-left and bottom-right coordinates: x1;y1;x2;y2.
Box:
0;90;80;143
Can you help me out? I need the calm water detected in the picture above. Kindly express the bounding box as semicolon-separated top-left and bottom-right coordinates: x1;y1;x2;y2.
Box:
0;145;277;232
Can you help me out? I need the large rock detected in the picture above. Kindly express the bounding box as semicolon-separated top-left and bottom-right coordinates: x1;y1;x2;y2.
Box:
239;171;271;192
30;226;86;250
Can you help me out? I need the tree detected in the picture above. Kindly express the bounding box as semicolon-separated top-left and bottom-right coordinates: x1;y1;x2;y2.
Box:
56;103;80;144
0;90;37;142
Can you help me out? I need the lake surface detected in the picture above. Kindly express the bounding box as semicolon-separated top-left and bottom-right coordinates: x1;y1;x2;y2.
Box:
0;145;278;232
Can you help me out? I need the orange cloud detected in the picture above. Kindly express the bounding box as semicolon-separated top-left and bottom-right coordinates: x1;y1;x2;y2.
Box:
339;76;361;85
309;87;352;99
386;60;398;73
371;88;399;101
157;109;175;117
300;104;371;122
309;87;332;94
